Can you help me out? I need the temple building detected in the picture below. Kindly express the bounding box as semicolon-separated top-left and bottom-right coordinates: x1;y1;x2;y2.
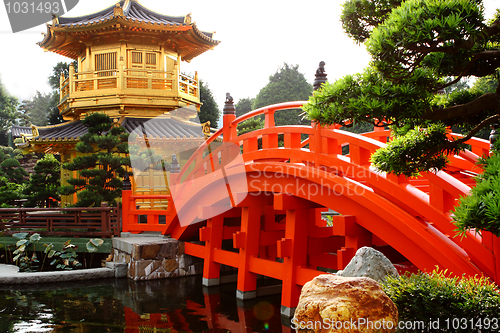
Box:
12;0;220;206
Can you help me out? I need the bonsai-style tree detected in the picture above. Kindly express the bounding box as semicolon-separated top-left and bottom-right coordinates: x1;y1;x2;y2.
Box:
24;154;61;208
304;0;500;235
306;0;500;175
0;146;26;207
59;113;130;207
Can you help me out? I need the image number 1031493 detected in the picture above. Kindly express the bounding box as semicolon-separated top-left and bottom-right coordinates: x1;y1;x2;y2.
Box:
3;0;79;33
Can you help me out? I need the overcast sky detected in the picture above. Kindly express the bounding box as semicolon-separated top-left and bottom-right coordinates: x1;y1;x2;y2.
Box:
0;0;498;128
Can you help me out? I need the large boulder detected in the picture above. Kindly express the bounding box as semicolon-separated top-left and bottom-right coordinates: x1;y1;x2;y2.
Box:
293;274;398;333
336;247;399;283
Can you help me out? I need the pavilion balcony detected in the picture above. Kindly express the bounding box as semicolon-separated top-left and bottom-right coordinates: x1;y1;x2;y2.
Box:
58;66;199;116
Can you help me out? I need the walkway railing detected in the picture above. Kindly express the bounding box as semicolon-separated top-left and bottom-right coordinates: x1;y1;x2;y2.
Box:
0;205;119;238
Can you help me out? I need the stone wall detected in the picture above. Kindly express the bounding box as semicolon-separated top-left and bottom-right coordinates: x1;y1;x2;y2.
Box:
112;236;204;281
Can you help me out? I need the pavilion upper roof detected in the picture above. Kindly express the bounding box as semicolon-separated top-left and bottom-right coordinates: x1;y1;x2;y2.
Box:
38;0;220;61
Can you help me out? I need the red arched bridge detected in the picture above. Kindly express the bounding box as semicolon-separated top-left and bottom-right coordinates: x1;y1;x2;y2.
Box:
122;100;500;316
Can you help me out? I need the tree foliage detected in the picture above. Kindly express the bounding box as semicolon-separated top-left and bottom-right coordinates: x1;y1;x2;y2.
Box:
24;154;61;208
198;80;220;128
48;61;77;91
254;63;312;126
305;0;500;176
0;146;26;207
58;113;130;207
237;118;264;136
0;77;18;146
235;97;254;118
453;140;500;237
22;91;59;126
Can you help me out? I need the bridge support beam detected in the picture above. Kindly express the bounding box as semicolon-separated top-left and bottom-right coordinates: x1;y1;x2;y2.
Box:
234;195;268;300
200;215;224;287
274;194;313;316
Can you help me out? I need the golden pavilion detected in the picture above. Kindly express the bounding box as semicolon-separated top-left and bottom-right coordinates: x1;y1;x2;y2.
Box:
13;0;220;206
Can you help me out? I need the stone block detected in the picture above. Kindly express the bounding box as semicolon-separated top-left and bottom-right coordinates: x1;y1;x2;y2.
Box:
128;261;136;279
105;261;128;278
179;256;185;269
141;244;161;260
158;241;178;258
132;244;141;261
163;259;178;272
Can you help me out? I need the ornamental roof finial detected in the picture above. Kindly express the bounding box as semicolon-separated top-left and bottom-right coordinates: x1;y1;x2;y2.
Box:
114;3;124;17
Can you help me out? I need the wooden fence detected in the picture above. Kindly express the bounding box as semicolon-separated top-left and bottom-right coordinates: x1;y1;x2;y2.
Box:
0;204;120;238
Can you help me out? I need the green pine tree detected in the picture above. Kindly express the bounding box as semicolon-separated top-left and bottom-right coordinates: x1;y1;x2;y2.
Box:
58;113;130;207
199;80;220;128
0;146;26;207
24;154;61;208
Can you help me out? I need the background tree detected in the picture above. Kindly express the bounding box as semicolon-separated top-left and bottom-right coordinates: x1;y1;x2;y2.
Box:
305;0;500;177
59;113;130;207
198;80;220;128
472;70;499;94
0;77;18;146
24;154;61;208
47;62;76;125
237;118;264;136
48;61;77;91
235;97;254;117
0;146;26;207
21;91;59;126
253;63;312;126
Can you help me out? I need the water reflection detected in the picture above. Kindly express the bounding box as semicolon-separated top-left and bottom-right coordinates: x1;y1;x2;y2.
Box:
0;276;292;332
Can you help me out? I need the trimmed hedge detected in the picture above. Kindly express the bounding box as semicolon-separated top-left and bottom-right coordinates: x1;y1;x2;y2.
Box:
382;270;500;332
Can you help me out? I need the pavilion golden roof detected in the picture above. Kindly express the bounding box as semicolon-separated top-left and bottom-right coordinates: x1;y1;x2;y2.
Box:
38;0;220;61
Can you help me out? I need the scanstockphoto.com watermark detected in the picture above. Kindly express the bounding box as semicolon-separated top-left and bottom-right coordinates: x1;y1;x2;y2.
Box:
291;317;499;331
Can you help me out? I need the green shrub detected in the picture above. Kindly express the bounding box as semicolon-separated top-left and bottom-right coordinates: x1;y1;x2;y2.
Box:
382;269;500;332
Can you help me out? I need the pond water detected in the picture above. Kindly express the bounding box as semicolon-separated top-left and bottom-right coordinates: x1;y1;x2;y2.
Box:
0;276;294;332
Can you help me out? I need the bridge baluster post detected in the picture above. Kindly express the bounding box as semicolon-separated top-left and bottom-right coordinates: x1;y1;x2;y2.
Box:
428;181;455;214
201;215;224;286
313;122;322;166
223;93;236;142
350;144;371;166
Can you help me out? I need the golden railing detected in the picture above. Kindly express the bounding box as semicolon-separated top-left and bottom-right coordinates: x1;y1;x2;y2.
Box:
59;69;198;97
179;72;198;97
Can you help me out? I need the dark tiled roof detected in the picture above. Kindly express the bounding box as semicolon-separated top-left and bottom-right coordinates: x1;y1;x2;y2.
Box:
11;126;32;138
12;121;87;141
13;117;206;142
122;117;205;139
57;1;186;27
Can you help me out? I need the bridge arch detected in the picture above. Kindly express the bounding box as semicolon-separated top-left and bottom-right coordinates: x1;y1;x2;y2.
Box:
122;101;499;313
